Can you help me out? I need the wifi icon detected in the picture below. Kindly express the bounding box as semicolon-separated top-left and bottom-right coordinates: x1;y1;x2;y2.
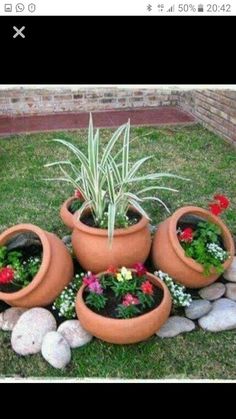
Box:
167;5;175;12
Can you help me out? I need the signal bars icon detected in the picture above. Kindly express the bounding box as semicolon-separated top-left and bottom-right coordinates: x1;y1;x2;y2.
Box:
167;5;175;12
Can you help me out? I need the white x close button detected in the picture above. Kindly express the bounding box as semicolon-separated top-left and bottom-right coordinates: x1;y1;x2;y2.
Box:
13;26;26;39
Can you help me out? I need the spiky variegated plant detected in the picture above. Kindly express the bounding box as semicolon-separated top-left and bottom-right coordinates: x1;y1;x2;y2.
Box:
45;114;187;243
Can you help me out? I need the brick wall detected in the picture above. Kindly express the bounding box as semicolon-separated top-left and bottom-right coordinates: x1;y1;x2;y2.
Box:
0;87;179;116
179;90;236;144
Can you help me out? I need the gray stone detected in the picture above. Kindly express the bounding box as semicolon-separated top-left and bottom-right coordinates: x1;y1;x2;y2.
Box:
224;257;236;282
41;331;71;369
62;235;72;245
185;299;212;320
11;308;57;355
57;320;93;348
1;307;27;331
199;298;236;331
199;282;225;301
225;283;236;301
156;316;195;338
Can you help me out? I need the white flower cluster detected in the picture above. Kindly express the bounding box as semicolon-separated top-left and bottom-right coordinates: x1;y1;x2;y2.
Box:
155;270;192;308
52;273;84;319
206;243;228;262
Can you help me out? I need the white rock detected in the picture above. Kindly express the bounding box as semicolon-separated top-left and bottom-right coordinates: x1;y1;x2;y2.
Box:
156;316;195;338
199;298;236;331
58;320;93;348
41;331;71;369
224;257;236;282
1;307;28;331
225;283;236;301
11;308;57;355
185;300;212;320
199;282;225;301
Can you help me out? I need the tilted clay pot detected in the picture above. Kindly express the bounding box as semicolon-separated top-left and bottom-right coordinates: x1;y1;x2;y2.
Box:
71;208;152;273
152;206;235;288
60;197;76;230
76;270;172;344
0;224;74;307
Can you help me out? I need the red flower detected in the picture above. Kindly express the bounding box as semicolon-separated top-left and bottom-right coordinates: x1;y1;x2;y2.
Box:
214;194;230;210
179;228;194;243
107;265;117;274
0;267;14;284
132;262;147;277
209;203;222;216
122;294;140;307
140;280;153;295
74;189;84;200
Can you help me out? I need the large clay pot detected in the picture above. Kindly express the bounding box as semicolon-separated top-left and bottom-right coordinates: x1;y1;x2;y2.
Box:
0;224;74;307
60;197;76;230
152;206;235;288
76;270;172;344
71;208;152;273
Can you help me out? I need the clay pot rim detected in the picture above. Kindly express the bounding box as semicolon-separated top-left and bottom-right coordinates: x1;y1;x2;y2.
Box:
0;223;51;301
76;270;171;324
169;205;235;274
73;206;149;236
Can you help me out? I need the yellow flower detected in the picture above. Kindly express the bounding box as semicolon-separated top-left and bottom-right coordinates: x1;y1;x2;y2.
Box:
116;267;133;282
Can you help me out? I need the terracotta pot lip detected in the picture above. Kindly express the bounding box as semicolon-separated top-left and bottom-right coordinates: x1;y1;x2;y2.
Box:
76;270;171;324
169;205;235;274
73;206;149;236
0;223;51;301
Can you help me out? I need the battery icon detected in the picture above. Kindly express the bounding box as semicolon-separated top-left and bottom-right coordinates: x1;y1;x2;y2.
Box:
198;4;204;12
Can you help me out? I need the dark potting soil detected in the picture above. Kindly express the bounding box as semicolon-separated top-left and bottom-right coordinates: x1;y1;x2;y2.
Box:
80;209;142;228
83;286;164;319
177;214;226;250
0;237;42;294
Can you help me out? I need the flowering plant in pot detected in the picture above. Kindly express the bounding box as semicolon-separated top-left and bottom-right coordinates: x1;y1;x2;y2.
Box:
45;114;187;272
152;194;235;288
0;224;74;307
75;263;172;344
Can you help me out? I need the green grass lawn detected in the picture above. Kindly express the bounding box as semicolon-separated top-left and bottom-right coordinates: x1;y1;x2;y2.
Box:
0;123;236;380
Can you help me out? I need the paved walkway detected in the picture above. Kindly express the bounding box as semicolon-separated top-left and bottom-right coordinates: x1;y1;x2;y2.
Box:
0;107;195;136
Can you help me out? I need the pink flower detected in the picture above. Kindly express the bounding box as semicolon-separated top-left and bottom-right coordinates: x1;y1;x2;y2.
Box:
122;293;140;307
132;262;147;277
83;272;99;286
88;280;103;294
74;189;84;200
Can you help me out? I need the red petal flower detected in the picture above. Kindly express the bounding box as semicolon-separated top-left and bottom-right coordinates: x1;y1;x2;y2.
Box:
209;203;222;216
74;189;84;200
179;228;194;243
141;280;153;295
132;262;147;277
0;267;14;284
214;194;230;210
107;265;117;274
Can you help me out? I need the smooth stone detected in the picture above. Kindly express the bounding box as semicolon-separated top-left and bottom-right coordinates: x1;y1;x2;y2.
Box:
57;320;93;348
11;308;57;355
62;235;72;245
199;298;236;331
225;283;236;301
41;331;71;369
156;316;195;338
1;307;28;331
185;299;212;320
224;257;236;282
199;283;225;301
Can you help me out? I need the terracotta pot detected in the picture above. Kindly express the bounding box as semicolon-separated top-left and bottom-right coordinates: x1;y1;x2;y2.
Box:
76;270;172;344
71;208;152;273
60;197;76;230
152;206;235;288
0;223;74;307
